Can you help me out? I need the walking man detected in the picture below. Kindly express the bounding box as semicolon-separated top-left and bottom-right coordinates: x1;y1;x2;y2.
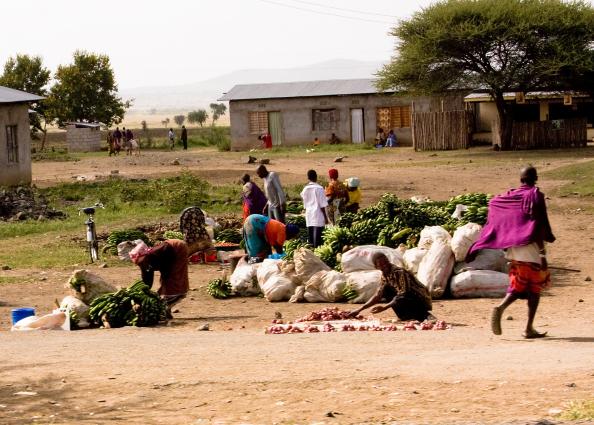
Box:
300;169;329;248
468;166;555;338
256;165;287;223
181;125;188;150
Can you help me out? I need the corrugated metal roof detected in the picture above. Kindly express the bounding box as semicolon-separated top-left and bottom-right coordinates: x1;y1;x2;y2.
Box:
219;78;393;101
0;86;44;104
464;91;589;102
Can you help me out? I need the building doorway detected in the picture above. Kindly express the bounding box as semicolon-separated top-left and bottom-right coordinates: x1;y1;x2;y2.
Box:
268;111;282;146
350;108;364;143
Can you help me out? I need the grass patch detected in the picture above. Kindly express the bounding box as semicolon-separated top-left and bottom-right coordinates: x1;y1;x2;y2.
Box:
561;400;594;420
0;276;27;285
544;160;594;197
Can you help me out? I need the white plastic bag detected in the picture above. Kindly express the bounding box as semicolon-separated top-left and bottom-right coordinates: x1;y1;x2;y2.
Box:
11;311;68;331
117;240;138;261
450;270;509;298
66;270;118;305
294;248;331;284
418;226;452;250
344;270;383;304
450;223;483;262
454;249;508;274
403;247;427;275
416;239;455;299
229;257;261;296
59;296;90;328
256;259;298;302
341;245;403;273
304;270;347;303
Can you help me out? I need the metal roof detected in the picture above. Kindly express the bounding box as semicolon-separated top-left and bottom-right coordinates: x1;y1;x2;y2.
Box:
218;78;394;101
0;86;44;104
464;91;590;102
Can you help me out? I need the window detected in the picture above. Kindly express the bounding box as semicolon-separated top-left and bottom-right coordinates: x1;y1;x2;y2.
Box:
312;109;338;131
376;105;412;129
248;111;268;135
6;125;18;163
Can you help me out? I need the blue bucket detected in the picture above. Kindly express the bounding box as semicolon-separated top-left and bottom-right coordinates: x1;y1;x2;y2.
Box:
11;308;35;325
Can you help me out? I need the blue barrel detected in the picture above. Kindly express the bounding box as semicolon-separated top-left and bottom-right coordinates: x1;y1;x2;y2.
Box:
11;308;35;325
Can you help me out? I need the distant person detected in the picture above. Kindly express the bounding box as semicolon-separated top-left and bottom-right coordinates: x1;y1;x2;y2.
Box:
242;214;299;262
256;165;286;223
125;128;134;156
300;169;329;248
386;130;397;147
168;128;175;150
113;127;122;152
181;125;188;150
313;137;320;146
468;166;555;339
241;174;267;221
107;131;115;156
344;177;362;214
329;133;340;145
325;168;348;225
375;128;386;147
260;131;272;149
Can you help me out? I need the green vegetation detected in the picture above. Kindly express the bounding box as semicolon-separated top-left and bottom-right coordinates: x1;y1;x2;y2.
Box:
561;400;594;420
545;160;594;197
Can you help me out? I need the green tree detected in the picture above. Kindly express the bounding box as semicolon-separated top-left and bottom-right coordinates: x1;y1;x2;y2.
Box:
209;102;227;126
0;54;51;147
173;114;186;127
45;50;131;127
377;0;594;150
187;109;208;127
161;117;170;128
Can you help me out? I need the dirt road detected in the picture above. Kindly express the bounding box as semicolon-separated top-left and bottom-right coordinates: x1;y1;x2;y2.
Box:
1;146;593;424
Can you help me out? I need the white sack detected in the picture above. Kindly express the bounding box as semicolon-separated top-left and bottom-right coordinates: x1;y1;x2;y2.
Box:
256;259;298;302
11;311;68;331
289;285;305;303
294;248;331;284
454;249;508;274
229;257;261;296
418;226;452;250
60;296;90;328
450;223;483;262
450;270;509;298
344;270;383;304
341;245;403;273
417;239;455;299
304;270;347;303
116;240;137;261
403;248;427;275
66;269;118;305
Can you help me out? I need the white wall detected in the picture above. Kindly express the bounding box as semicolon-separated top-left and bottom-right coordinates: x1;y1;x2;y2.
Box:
0;103;32;186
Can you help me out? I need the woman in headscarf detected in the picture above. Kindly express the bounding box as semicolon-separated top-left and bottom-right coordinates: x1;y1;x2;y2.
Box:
129;239;189;314
241;174;267;221
344;177;362;213
325;168;349;225
242;214;300;261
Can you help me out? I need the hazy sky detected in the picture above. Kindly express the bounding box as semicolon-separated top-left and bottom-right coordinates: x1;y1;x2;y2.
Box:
0;0;436;89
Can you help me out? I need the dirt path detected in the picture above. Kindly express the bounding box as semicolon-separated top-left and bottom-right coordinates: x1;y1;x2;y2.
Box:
1;146;593;424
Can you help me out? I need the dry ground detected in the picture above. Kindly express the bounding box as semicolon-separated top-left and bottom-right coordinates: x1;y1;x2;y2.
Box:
1;146;593;425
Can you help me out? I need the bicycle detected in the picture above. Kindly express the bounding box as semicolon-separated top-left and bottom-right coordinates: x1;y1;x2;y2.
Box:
79;203;104;263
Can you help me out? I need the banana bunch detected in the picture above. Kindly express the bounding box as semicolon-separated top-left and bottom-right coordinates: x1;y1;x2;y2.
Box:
341;284;358;302
314;244;338;269
336;212;357;228
286;214;306;229
376;225;413;247
88;280;167;328
322;226;353;253
446;192;492;225
283;239;311;260
206;278;232;299
286;201;304;214
104;229;150;255
215;228;242;244
350;219;382;245
163;230;184;240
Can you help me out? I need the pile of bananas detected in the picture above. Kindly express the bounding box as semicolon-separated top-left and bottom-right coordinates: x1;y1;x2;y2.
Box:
104;229;151;255
314;244;338;269
446;192;492;225
341;284;358;302
88;280;167;328
283;239;311;260
286;214;306;228
323;226;353;253
215;228;242;244
206;278;232;299
286;201;304;214
163;230;184;240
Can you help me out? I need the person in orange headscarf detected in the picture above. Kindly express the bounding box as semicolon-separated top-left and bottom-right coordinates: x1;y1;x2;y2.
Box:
325;168;349;225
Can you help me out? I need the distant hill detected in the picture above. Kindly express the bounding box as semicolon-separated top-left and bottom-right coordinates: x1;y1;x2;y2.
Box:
120;59;384;112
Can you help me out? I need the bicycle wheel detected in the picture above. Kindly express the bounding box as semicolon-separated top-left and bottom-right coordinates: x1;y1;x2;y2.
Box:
89;241;99;262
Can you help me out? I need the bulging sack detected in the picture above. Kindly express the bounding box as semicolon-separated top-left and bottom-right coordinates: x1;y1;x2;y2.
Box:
294;248;331;284
66;270;118;305
416;239;455;299
229;257;261;296
418;226;451;250
60;296;90;328
304;270;347;303
450;270;509;298
341;245;403;273
344;270;383;303
454;249;508;274
256;259;298;302
403;247;427;275
451;223;482;262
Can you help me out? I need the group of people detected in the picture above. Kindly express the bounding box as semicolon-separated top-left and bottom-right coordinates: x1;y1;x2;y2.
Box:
168;126;188;150
107;127;134;156
375;128;397;148
125;162;554;338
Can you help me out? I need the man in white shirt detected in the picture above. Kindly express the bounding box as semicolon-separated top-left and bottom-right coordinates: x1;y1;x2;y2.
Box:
257;165;287;223
300;169;329;248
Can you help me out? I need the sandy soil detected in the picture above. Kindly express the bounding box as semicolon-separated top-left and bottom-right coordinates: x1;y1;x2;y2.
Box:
1;147;593;424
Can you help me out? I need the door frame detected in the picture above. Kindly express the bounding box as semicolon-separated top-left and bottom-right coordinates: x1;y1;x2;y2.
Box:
350;108;365;144
267;111;283;146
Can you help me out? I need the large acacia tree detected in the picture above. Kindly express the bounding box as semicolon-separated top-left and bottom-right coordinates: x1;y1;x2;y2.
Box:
377;0;594;150
46;51;130;127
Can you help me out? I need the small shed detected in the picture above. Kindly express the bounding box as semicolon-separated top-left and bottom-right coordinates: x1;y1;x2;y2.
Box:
66;122;102;152
0;86;44;186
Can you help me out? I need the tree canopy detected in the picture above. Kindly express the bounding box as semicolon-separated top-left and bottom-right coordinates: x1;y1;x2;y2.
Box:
45;51;130;127
377;0;594;149
173;114;186;127
209;103;227;125
187;109;208;127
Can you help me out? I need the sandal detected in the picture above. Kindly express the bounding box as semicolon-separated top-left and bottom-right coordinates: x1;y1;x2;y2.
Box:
523;330;547;339
491;307;502;335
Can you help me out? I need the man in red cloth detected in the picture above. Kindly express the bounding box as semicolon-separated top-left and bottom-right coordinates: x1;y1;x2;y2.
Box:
468;166;555;338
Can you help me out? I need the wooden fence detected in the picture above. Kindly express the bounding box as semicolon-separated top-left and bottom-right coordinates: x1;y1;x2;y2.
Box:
411;110;473;151
509;118;587;149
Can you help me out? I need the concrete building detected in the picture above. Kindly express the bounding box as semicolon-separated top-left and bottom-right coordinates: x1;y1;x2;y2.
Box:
0;86;43;186
66;122;102;152
219;79;463;150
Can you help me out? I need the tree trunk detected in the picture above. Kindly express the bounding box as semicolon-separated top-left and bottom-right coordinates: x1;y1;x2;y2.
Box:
40;121;48;151
494;92;513;150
